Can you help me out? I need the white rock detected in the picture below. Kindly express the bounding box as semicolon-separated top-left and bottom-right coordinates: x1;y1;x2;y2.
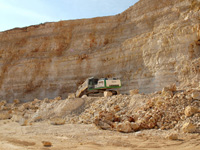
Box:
104;91;113;97
81;95;88;98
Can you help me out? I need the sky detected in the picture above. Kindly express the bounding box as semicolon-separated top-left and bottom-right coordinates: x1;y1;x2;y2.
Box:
0;0;139;32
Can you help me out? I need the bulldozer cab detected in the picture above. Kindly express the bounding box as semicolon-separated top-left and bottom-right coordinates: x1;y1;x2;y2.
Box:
88;78;99;90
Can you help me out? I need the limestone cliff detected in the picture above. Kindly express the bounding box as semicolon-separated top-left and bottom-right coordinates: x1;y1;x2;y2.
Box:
0;0;199;102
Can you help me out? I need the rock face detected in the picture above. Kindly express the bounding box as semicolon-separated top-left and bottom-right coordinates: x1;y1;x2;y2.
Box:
0;0;200;102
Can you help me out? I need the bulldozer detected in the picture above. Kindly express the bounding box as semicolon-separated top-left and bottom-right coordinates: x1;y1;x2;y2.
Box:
75;77;121;97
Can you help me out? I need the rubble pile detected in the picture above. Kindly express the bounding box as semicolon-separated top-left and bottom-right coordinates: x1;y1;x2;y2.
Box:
91;86;200;133
0;85;199;134
77;94;149;125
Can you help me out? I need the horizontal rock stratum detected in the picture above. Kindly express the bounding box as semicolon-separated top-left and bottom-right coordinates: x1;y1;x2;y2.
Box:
0;0;200;102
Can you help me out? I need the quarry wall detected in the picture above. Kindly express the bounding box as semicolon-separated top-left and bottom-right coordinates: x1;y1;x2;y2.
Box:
0;0;199;102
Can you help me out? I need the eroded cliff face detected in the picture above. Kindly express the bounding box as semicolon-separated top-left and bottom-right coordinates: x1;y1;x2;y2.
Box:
0;0;199;102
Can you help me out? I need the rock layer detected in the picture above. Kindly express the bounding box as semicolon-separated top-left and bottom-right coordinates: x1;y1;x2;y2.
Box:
0;0;200;101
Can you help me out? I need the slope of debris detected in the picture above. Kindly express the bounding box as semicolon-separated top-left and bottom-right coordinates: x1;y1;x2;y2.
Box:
76;85;200;134
0;85;200;135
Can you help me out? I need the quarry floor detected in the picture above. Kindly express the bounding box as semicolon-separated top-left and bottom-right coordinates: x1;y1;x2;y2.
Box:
0;120;200;150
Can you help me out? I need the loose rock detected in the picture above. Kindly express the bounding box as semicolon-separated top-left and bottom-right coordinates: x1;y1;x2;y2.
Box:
166;133;178;140
116;121;132;133
42;141;52;147
130;89;139;96
50;118;66;125
185;106;198;117
104;91;113;97
182;122;197;133
68;93;75;99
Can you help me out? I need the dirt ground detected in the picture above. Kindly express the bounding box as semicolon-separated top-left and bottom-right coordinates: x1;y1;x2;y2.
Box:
0;120;200;150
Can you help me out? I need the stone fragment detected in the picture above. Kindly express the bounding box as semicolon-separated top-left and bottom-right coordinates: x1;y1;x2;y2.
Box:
81;95;88;98
0;112;11;120
191;91;200;100
19;118;28;126
32;99;40;105
50;118;65;125
104;91;113;97
94;119;113;130
166;133;178;140
113;105;120;112
130;89;139;96
68;93;75;99
31;116;42;122
155;99;165;107
99;111;115;121
185;95;193;100
13;99;20;104
116;121;132;133
43;98;49;103
54;96;61;100
168;84;177;92
0;100;7;109
11;114;22;122
42;141;52;147
182;122;197;133
131;122;140;131
185;106;198;117
162;87;173;97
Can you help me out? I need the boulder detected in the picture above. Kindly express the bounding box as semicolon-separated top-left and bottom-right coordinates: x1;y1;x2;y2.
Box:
99;111;115;121
185;106;198;117
104;91;113;97
191;91;200;100
166;133;178;140
116;121;133;133
94;119;113;130
131;122;140;131
181;122;197;133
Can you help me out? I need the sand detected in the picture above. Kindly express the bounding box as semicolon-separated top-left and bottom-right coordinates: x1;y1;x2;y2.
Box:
0;120;199;150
